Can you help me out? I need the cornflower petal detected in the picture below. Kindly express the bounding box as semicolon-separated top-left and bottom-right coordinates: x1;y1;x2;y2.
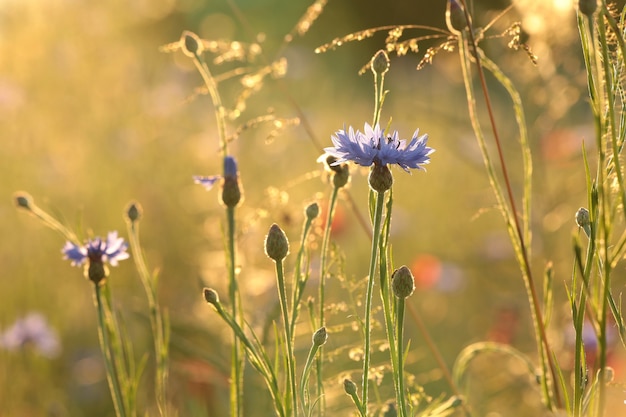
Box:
325;123;434;172
62;241;88;266
193;175;222;190
62;232;129;268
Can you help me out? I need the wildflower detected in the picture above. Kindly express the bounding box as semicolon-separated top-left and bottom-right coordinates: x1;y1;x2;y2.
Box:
62;231;129;284
324;123;433;173
0;313;60;358
194;155;242;208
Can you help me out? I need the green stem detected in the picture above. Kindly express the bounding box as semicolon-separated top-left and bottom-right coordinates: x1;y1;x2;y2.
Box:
190;52;228;157
127;220;169;417
275;259;298;417
94;284;127;417
227;206;244;417
362;191;386;414
300;343;321;416
396;298;408;417
315;186;339;417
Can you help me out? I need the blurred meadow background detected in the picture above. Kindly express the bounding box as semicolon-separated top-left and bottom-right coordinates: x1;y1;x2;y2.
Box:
3;0;626;415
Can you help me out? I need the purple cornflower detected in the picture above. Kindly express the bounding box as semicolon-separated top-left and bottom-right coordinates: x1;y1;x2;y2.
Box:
194;155;242;207
0;313;60;358
324;123;434;173
62;231;129;267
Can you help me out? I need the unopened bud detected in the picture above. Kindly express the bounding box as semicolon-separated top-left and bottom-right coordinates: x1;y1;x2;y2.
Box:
391;266;415;299
265;223;289;261
368;163;393;193
446;0;469;36
343;378;358;396
125;201;142;223
305;202;320;220
181;31;203;57
579;0;597;16
14;192;33;211
203;288;220;306
371;50;390;76
333;164;350;189
313;326;328;347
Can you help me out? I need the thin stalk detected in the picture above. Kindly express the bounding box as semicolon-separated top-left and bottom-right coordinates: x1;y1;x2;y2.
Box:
94;284;127;417
377;193;403;416
315;186;340;417
210;298;286;417
456;8;560;407
190;44;243;417
395;297;408;417
127;219;169;417
300;341;322;416
226;206;244;417
190;51;228;157
275;258;298;417
594;11;616;417
362;191;386;414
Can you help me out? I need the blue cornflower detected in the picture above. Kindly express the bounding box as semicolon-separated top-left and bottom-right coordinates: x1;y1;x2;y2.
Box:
324;123;434;173
194;155;242;207
62;231;129;267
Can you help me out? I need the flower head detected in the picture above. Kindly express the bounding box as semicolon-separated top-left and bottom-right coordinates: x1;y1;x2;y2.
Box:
324;123;433;173
62;231;129;268
0;313;60;358
194;155;242;207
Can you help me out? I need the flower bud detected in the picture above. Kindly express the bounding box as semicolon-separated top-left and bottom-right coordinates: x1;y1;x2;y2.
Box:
333;163;350;189
305;202;320;220
14;192;33;211
181;31;203;57
125;201;142;223
391;266;415;299
203;288;220;306
221;156;242;208
446;0;469;36
265;223;289;261
371;50;390;76
368;163;393;193
312;326;328;347
579;0;597;16
343;378;358;396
